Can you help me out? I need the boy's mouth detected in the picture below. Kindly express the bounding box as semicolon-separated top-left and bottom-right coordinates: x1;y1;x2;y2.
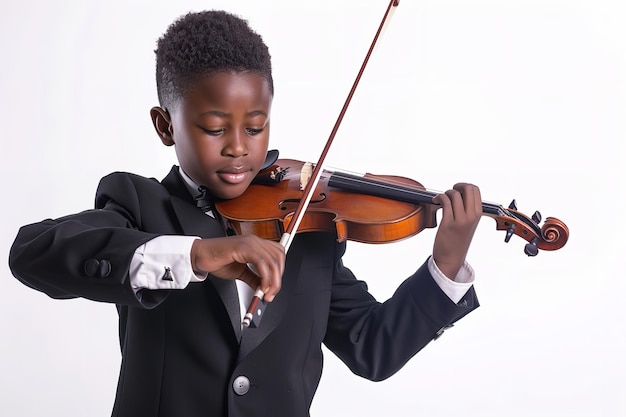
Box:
217;167;251;184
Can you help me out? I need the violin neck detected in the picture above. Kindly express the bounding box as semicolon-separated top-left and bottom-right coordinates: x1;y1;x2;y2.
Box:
327;171;502;216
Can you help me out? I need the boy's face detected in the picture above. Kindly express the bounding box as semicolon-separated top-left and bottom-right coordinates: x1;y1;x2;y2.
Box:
163;71;272;200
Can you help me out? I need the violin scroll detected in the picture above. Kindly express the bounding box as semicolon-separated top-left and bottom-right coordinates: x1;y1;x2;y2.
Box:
489;200;569;256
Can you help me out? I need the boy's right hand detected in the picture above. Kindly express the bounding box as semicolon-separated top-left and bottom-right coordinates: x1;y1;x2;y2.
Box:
190;236;285;302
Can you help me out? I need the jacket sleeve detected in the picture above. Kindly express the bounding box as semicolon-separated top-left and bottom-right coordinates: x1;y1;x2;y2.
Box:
323;243;479;382
8;172;163;307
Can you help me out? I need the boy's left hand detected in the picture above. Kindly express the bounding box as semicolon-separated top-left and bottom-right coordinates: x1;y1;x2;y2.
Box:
431;183;482;280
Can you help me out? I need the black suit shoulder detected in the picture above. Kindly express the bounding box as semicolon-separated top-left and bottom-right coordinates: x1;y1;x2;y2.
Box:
95;171;168;224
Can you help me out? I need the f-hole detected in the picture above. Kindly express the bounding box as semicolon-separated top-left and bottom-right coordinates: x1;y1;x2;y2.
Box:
279;193;327;211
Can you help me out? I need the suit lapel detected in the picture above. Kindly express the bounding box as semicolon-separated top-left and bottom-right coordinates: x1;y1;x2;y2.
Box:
238;293;288;360
161;166;226;240
237;246;305;360
208;275;242;341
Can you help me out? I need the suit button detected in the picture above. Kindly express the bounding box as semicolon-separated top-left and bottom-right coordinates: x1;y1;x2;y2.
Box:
84;259;100;277
98;260;111;278
232;376;250;395
84;259;112;278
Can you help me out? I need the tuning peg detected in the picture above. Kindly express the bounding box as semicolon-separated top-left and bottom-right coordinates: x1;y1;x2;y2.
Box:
524;237;539;257
532;211;542;224
508;199;518;210
505;224;515;243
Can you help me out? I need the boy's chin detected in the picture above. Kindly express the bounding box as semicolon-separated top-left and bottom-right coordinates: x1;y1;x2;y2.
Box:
215;184;252;201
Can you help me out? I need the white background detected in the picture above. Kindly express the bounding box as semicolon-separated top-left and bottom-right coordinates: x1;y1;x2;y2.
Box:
1;0;624;416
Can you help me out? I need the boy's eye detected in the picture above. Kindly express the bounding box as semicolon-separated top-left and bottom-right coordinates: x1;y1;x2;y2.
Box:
201;127;264;136
246;127;263;135
203;128;224;136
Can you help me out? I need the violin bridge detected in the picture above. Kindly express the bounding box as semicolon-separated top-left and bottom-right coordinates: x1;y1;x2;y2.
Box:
300;162;313;191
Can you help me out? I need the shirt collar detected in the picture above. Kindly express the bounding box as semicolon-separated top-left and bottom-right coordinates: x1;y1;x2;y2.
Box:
177;167;202;199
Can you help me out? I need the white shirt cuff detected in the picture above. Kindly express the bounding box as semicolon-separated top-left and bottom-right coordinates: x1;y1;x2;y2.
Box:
427;256;475;304
129;235;205;294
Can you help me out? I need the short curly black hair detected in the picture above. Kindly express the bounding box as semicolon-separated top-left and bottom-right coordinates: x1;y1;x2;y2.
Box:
154;10;273;110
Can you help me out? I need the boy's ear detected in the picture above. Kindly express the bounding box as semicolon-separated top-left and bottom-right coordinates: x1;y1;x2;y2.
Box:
150;106;174;146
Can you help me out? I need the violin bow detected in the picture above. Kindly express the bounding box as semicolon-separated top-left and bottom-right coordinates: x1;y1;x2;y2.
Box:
243;0;401;327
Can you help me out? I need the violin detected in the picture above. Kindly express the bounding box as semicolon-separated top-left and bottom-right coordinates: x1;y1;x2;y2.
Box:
215;157;569;256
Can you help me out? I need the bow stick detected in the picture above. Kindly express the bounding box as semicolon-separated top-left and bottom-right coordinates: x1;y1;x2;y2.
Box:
243;0;401;327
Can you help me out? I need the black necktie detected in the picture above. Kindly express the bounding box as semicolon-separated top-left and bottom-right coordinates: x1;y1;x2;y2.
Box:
195;185;214;213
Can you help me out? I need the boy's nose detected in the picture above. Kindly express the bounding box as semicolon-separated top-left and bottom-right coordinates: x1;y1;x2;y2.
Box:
223;131;248;157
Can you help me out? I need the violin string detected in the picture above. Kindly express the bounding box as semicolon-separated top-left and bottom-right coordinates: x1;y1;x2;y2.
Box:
302;165;513;225
321;169;510;218
322;170;436;199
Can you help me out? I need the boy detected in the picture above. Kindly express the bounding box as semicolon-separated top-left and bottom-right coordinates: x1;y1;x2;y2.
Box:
9;10;482;417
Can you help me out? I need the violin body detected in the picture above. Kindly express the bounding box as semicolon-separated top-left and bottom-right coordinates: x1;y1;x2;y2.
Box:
216;159;438;244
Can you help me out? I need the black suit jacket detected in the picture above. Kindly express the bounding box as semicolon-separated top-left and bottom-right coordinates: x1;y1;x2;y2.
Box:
9;166;479;417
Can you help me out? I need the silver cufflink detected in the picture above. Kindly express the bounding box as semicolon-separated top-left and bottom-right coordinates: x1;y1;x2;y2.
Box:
162;266;173;281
